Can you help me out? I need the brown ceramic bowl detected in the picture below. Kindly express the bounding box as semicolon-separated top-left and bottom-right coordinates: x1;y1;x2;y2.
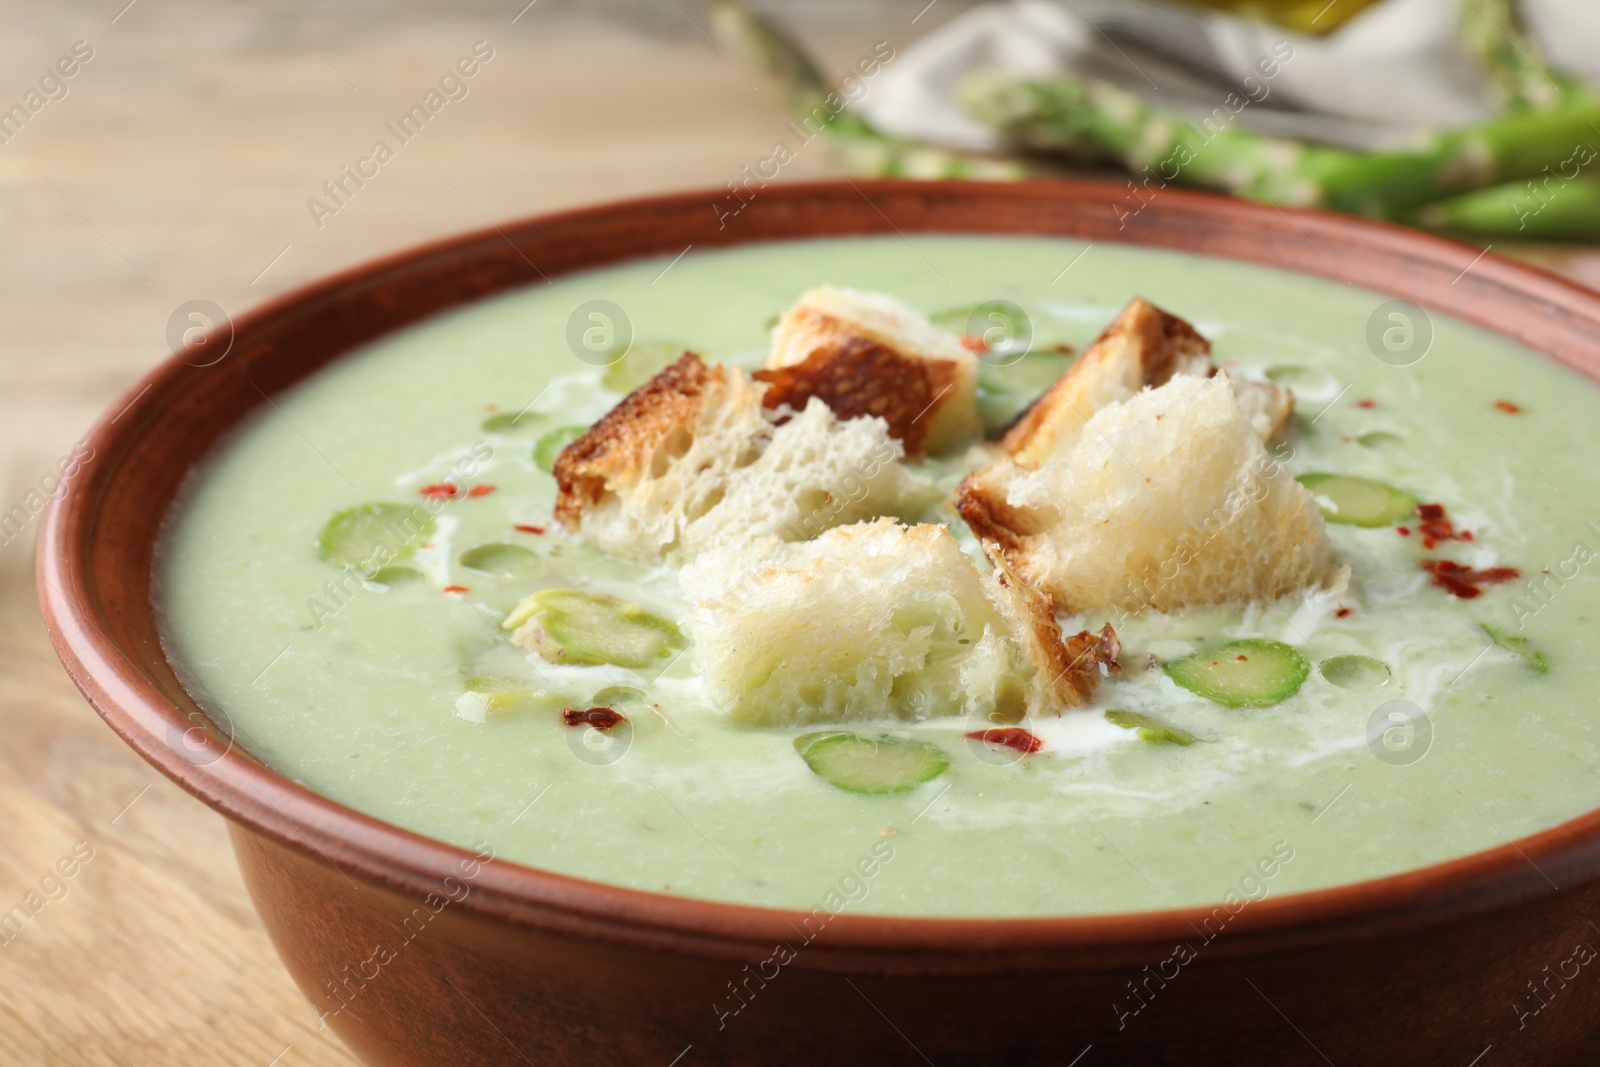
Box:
39;180;1600;1066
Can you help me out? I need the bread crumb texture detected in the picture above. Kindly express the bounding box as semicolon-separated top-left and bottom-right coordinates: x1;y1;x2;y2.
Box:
960;373;1337;614
682;519;1119;727
1002;296;1292;469
554;353;935;563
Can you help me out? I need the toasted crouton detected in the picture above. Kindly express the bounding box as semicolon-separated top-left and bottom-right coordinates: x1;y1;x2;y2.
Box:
680;518;1119;727
981;545;1121;711
553;353;934;563
755;286;981;457
958;374;1337;615
1001;297;1292;468
1232;379;1297;441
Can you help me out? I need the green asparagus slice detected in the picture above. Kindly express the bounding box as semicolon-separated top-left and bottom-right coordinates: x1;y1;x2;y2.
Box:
975;351;1074;437
1164;639;1311;708
1296;473;1419;528
457;676;564;722
1105;709;1204;745
602;341;687;394
502;589;685;669
317;502;435;568
459;543;543;580
482;410;548;434
1265;364;1333;391
1356;431;1404;450
796;732;950;795
977;352;1072;393
366;565;424;586
1482;622;1550;673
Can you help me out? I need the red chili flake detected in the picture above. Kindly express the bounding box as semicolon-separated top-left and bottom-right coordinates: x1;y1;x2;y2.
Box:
1413;503;1473;546
442;584;470;594
563;707;626;731
514;524;546;535
466;484;497;498
1236;654;1249;662
1397;526;1411;536
419;483;459;500
1051;342;1076;355
1422;537;1437;550
1353;399;1377;409
1335;607;1353;619
964;727;1044;754
1421;559;1521;599
959;335;988;353
1156;414;1165;421
1494;400;1522;414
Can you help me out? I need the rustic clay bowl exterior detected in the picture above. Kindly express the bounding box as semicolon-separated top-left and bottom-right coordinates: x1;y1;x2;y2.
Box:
39;181;1600;1065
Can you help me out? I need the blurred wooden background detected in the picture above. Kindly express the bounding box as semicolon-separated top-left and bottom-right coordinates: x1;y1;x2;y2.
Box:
1;1;1598;1063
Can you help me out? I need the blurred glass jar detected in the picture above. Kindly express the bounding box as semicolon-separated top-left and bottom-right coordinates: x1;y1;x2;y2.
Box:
1176;0;1381;33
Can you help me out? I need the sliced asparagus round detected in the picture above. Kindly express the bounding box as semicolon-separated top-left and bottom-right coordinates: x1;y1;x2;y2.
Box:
503;588;685;669
482;410;548;434
797;732;950;795
1319;654;1392;690
366;565;424;586
1296;473;1419;528
1105;709;1203;745
317;502;435;568
1165;639;1311;707
602;341;687;394
459;543;543;580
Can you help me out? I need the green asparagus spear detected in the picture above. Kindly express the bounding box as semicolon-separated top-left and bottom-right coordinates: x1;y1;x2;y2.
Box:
707;0;830;114
958;69;1600;219
1458;0;1590;111
708;1;1023;180
1429;0;1600;239
1416;172;1600;239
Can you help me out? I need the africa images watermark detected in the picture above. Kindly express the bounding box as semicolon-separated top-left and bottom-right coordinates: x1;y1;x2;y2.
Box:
712;40;896;230
0;439;95;551
711;837;896;1030
1114;40;1296;230
306;41;496;229
315;842;495;1029
1513;936;1597;1031
0;40;95;148
1503;515;1600;630
1505;139;1599;232
0;840;96;947
1111;840;1295;1030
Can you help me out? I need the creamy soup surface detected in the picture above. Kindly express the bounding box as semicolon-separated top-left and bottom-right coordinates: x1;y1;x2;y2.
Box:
158;235;1600;917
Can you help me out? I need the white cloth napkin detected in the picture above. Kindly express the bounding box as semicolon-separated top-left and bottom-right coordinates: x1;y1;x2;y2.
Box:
856;0;1600;151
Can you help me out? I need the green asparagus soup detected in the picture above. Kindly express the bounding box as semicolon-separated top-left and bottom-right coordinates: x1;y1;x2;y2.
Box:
158;235;1600;917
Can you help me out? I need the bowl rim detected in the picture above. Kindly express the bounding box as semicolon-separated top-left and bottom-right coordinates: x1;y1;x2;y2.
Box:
38;178;1600;970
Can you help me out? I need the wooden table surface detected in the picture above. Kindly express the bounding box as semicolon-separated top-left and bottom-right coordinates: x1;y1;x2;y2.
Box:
3;2;1599;1063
